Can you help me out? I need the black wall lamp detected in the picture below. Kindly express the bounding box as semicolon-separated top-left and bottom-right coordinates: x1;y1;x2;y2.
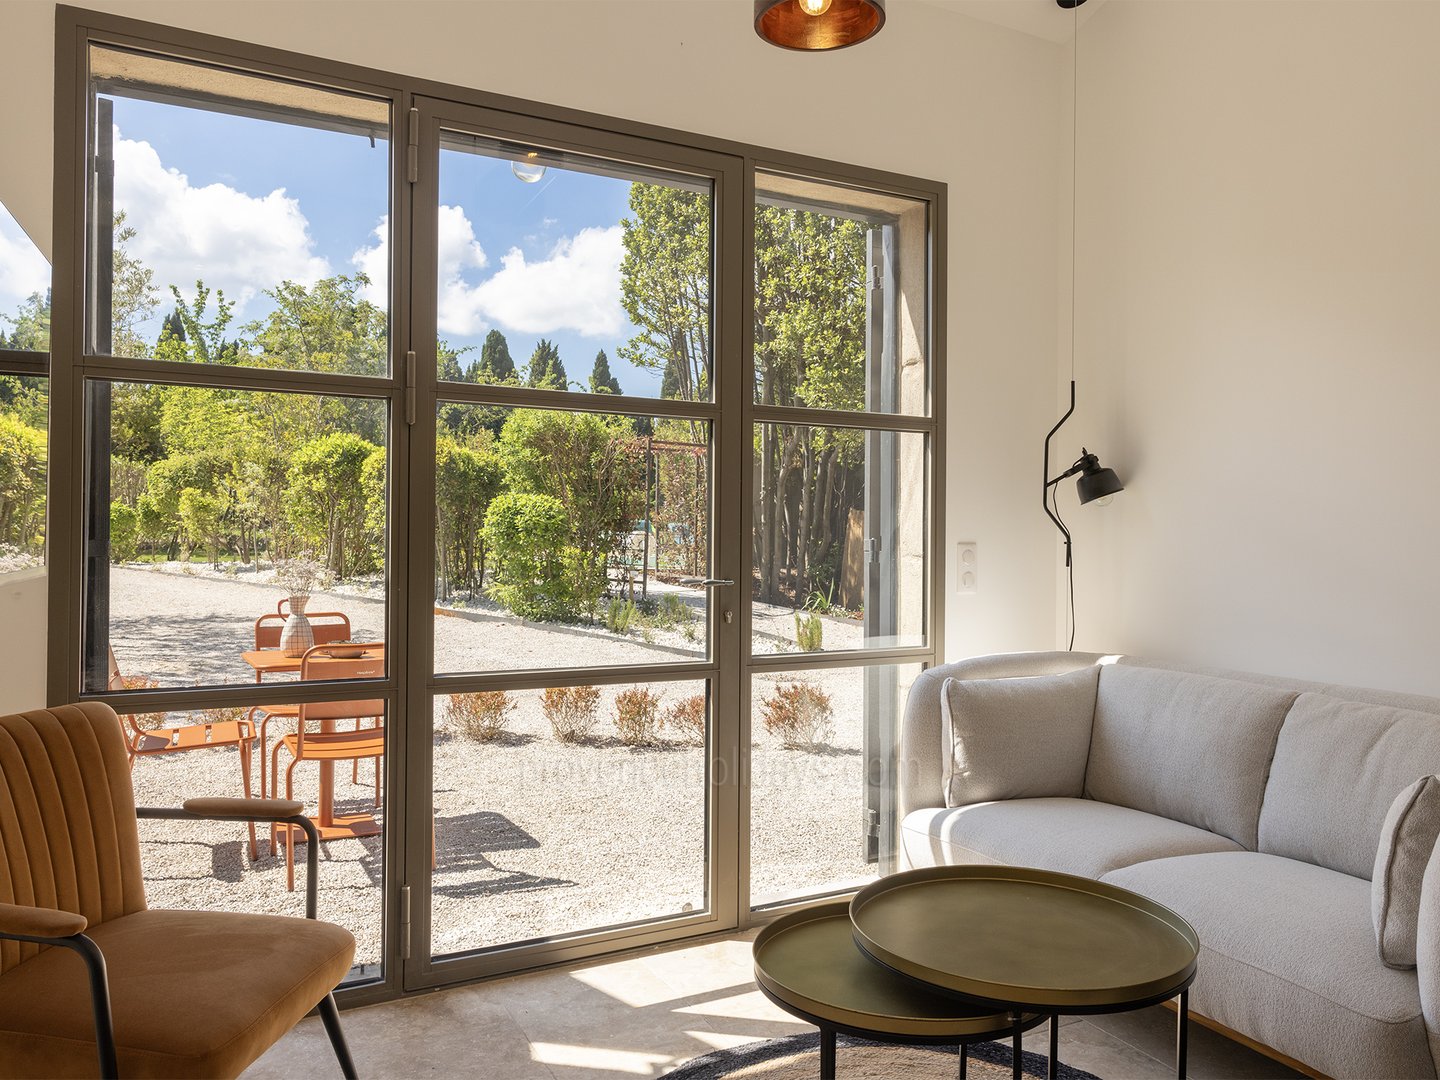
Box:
1043;381;1123;564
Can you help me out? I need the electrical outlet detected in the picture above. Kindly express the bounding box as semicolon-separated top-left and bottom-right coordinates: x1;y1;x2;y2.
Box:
957;542;978;594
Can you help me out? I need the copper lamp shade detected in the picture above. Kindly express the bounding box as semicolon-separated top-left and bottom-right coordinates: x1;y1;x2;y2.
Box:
754;0;887;51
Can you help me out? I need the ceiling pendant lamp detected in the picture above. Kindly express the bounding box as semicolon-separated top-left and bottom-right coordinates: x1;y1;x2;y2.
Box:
754;0;886;51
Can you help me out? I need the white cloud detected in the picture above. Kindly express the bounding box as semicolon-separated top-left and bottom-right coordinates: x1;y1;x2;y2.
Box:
352;205;489;332
112;129;330;316
352;206;621;339
469;225;625;338
0;207;51;315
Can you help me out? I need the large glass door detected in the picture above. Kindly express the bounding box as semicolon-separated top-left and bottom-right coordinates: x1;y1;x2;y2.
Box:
404;100;744;985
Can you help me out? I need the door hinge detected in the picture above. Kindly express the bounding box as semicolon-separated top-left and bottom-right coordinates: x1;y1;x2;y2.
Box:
871;263;883;290
404;350;417;426
406;106;420;184
865;537;881;563
399;884;412;960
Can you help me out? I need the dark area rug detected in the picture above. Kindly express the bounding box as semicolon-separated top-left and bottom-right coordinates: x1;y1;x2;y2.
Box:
665;1031;1103;1079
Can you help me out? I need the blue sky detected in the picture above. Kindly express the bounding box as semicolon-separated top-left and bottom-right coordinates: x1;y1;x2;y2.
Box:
94;94;690;396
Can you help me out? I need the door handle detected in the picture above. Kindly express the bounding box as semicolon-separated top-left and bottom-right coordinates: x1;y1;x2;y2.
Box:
681;578;735;588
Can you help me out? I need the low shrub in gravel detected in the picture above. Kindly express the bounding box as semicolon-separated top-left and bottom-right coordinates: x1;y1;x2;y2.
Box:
448;691;515;742
794;612;824;652
761;683;835;749
606;597;637;633
613;687;663;746
543;685;602;743
665;694;707;746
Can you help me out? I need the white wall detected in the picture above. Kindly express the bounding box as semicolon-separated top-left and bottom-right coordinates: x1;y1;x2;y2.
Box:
0;0;1066;698
1063;0;1440;694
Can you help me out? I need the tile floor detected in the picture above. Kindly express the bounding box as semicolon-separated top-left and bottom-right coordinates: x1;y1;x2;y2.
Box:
243;933;1304;1079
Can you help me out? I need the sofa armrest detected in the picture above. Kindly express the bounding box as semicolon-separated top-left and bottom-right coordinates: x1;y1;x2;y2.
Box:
1416;833;1440;1070
897;651;1107;820
0;900;87;940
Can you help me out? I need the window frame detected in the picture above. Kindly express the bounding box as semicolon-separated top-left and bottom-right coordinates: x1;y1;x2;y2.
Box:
48;2;946;1008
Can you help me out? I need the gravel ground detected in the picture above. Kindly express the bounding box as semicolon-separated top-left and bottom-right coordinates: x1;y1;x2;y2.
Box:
112;566;905;977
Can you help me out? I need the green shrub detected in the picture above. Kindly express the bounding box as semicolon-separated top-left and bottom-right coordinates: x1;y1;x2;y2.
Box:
543;685;601;743
656;592;690;628
606;597;638;633
665;694;707;746
794;612;824;652
448;691;515;742
613;686;662;746
482;492;572;620
761;683;834;749
110;502;139;562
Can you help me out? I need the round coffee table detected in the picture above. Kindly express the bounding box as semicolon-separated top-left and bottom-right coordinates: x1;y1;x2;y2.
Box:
850;866;1200;1079
753;900;1046;1079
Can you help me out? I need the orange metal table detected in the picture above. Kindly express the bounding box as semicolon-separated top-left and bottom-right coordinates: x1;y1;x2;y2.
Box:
242;646;386;842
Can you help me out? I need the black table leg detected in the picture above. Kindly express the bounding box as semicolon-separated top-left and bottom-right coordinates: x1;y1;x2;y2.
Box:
959;1042;968;1080
1048;1014;1060;1080
819;1025;836;1080
1012;1012;1024;1080
1176;989;1189;1079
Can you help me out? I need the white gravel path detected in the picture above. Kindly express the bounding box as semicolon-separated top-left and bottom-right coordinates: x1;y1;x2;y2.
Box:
112;566;908;978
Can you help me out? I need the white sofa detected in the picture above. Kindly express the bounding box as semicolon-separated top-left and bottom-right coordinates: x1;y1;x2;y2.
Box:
898;651;1440;1079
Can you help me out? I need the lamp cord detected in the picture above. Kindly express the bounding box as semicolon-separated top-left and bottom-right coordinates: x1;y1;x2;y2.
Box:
1049;481;1077;650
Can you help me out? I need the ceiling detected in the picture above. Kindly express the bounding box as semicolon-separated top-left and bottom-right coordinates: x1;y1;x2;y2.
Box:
918;0;1097;44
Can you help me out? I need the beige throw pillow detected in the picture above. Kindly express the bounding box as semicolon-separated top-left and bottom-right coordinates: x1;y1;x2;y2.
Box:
942;665;1100;808
1373;775;1440;969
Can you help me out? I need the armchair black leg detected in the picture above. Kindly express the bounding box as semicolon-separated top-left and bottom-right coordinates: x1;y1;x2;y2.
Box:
318;992;357;1079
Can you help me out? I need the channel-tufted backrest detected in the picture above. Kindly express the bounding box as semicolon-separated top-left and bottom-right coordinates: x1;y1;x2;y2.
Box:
0;703;146;974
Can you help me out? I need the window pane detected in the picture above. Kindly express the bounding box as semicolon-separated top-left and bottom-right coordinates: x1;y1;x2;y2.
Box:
127;701;386;985
754;173;929;416
750;664;922;908
84;380;388;691
0;201;50;353
436;132;713;401
431;681;708;957
434;403;710;674
0;375;47;571
752;425;926;654
87;45;390;373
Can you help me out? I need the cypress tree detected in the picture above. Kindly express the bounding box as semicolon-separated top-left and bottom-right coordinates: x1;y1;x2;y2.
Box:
589;349;622;395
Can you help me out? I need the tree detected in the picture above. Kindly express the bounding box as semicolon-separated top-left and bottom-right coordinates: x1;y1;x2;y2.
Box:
434;436;503;599
525;339;567;390
284;432;381;576
473;329;516;383
0;290;51;352
589;349;622;395
178;487;226;568
111;211;160;358
481;492;571;620
499;409;646;618
242;274;386;377
619;184;711;402
0;412;46;555
155;283;237;365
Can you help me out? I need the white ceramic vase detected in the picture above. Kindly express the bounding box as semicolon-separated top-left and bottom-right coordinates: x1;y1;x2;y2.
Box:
280;594;315;657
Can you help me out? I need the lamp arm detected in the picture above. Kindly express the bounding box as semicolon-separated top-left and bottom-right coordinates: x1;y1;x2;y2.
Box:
1043;381;1077;566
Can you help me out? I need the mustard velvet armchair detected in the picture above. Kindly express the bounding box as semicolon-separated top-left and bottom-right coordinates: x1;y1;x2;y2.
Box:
0;703;358;1079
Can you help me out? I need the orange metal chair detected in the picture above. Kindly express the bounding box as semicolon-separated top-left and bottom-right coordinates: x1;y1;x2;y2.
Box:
269;646;386;891
248;609;355;801
107;649;261;861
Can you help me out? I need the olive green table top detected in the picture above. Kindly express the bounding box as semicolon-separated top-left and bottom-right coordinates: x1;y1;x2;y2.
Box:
850;866;1200;1011
752;901;1040;1039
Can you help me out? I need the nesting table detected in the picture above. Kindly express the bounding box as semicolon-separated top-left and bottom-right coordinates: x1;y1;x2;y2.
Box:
754;866;1199;1080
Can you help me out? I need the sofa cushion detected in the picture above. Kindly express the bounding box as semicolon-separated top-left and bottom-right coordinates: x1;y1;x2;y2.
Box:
1084;665;1295;849
1259;693;1440;879
941;666;1099;807
900;797;1242;878
1374;776;1440;969
1103;852;1433;1080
